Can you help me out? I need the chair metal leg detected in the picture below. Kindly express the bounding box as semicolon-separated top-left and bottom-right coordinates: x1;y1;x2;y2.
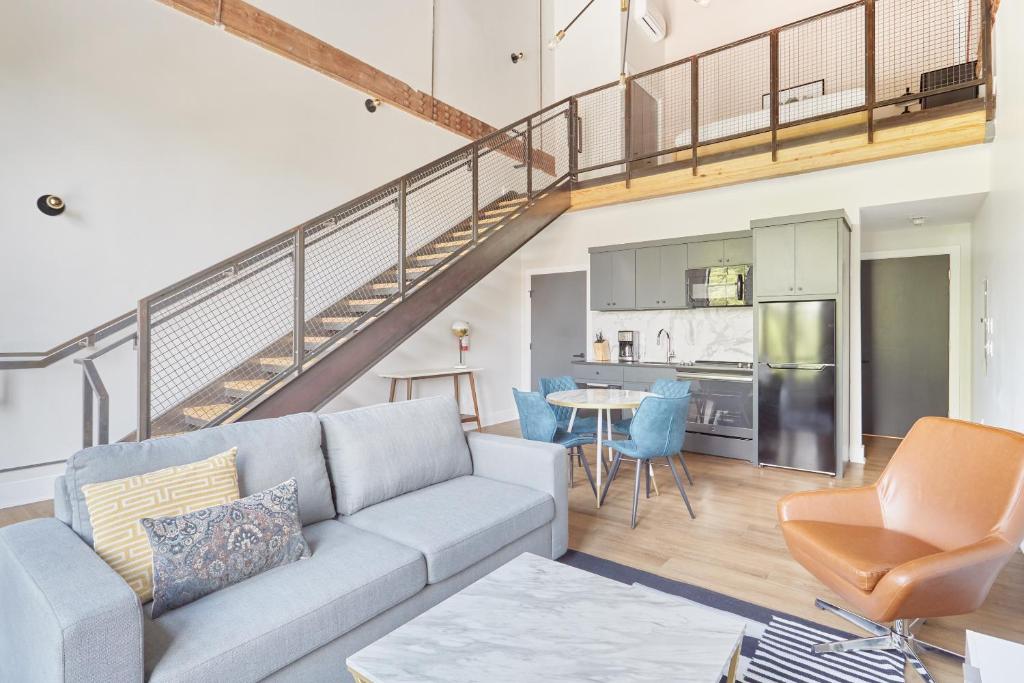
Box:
630;457;642;529
577;447;597;496
568;449;575;488
599;455;623;506
814;598;888;636
665;455;696;519
677;452;694;485
813;635;893;654
811;601;956;683
901;643;937;683
645;461;651;499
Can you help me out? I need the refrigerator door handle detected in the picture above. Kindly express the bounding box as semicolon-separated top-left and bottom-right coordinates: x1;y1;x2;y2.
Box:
765;362;833;370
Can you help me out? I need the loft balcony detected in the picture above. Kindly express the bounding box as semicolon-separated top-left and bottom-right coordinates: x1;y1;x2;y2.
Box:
567;0;994;211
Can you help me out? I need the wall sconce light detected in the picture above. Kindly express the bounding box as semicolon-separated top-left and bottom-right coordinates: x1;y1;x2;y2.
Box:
365;98;381;113
37;195;66;216
510;52;525;64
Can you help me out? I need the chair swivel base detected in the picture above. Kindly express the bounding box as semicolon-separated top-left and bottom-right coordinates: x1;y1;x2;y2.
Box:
812;598;964;683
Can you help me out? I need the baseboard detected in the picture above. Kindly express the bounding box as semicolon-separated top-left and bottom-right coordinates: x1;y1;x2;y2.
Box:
848;442;866;464
481;408;517;428
0;462;63;509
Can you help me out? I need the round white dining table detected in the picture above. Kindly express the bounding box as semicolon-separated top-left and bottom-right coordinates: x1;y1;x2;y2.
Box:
545;388;655;507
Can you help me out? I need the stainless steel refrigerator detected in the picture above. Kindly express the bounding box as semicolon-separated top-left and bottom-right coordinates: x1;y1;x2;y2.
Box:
757;300;838;475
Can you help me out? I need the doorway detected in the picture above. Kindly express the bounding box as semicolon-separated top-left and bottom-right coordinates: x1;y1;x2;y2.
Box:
861;254;950;437
529;271;587;390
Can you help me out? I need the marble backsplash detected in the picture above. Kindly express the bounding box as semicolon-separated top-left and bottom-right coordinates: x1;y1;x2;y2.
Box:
591;307;753;363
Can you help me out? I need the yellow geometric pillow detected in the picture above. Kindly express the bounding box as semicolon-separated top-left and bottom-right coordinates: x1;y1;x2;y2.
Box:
81;448;240;602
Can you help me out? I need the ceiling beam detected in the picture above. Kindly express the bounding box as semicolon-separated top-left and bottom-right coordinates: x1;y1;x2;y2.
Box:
155;0;506;142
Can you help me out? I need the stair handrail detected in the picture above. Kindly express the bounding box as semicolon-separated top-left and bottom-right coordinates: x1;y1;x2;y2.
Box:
134;96;575;439
0;310;136;370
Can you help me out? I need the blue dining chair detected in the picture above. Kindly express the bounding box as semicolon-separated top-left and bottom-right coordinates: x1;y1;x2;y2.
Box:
539;376;598;435
612;379;695;486
512;388;598;494
600;395;694;527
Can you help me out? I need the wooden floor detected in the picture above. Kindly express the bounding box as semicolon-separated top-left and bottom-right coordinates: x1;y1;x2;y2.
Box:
3;430;1021;681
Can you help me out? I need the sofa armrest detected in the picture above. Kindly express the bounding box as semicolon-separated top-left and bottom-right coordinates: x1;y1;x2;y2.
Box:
0;518;143;683
467;432;569;559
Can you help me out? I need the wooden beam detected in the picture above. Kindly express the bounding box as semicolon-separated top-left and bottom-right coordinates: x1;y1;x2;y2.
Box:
570;107;988;212
153;0;557;174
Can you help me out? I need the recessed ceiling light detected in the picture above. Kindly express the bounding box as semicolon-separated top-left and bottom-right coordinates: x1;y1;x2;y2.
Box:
910;216;926;226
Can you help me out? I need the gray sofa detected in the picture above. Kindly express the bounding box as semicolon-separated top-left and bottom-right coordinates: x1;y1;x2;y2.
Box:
0;396;568;682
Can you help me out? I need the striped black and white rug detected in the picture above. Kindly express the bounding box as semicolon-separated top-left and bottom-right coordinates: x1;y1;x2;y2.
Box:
560;550;912;683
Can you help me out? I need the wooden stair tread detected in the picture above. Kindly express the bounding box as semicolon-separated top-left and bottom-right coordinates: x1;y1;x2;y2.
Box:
433;238;470;249
321;315;360;324
183;404;232;421
409;253;449;262
346;297;387;305
497;197;527;207
224;379;265;391
370;282;399;290
259;356;292;367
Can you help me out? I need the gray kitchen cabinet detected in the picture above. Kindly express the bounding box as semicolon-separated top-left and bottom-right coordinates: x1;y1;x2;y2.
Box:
660;244;688;308
611;250;636;309
635;247;662;309
590;251;613;309
687;240;724;268
590;249;635;310
636;244;687;309
754;220;839;297
794;221;838;295
754;225;796;296
723;237;753;265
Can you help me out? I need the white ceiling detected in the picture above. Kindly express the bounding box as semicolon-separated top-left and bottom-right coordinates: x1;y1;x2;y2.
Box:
859;193;988;231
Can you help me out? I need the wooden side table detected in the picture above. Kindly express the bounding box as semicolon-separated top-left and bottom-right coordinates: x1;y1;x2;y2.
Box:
378;368;482;428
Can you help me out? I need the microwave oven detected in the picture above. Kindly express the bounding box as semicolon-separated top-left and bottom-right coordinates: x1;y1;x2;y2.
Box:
685;264;753;307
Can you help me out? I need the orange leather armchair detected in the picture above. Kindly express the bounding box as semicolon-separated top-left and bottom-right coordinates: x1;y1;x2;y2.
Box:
778;417;1024;682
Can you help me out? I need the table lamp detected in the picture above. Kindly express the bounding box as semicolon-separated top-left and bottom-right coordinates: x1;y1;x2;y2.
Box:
451;320;470;369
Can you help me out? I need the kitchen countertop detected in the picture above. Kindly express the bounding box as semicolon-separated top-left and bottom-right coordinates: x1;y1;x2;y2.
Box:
572;359;683;369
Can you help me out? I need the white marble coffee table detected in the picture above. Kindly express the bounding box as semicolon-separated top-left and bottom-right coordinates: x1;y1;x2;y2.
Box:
347;553;745;683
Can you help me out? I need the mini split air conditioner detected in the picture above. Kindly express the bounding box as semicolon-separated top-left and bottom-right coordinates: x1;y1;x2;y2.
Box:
633;0;667;43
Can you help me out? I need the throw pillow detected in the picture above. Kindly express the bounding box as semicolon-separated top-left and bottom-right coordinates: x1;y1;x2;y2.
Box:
81;447;240;602
142;478;310;618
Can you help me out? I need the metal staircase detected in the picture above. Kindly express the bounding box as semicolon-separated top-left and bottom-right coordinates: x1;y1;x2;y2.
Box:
1;99;573;445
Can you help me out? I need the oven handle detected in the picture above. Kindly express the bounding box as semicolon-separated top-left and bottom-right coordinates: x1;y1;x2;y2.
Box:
675;372;753;383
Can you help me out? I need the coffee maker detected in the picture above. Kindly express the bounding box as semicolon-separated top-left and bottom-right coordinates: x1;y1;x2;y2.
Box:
617;330;639;362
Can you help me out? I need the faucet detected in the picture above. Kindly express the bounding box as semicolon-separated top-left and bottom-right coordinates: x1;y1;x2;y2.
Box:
656;329;675;364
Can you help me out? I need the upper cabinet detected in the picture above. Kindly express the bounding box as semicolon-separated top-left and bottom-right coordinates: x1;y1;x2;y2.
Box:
590;249;636;310
753;219;839;298
686;237;753;268
723;237;753;265
635;244;687;309
589;231;752;311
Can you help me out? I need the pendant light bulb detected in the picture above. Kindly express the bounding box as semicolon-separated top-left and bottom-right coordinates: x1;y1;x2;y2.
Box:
548;29;566;50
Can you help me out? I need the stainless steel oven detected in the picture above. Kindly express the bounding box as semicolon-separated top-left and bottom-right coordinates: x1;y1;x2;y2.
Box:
676;361;755;462
685;265;753;308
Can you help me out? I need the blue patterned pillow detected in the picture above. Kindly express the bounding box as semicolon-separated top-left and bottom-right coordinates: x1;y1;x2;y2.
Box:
141;478;310;617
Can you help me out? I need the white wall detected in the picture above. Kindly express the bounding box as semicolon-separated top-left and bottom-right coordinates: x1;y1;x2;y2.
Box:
971;2;1024;432
517;144;992;464
860;222;973;419
252;0;543;128
0;0;540;506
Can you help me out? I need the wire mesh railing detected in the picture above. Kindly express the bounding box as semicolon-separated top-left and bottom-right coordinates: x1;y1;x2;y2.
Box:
569;0;991;185
135;99;574;439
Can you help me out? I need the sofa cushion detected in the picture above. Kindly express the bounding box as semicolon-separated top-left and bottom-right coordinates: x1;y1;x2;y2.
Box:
84;448;240;602
64;412;334;545
321;396;473;516
341;475;555;583
144;478;310;618
143;519;425;683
